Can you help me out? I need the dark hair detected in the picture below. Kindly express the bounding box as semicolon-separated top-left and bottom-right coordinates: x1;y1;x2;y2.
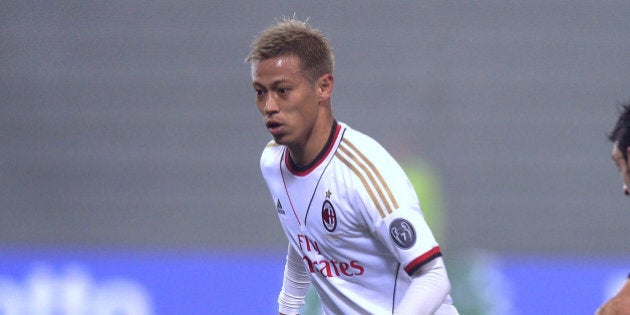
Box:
608;100;630;160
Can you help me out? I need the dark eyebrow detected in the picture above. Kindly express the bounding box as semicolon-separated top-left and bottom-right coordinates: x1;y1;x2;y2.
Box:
252;78;291;90
270;79;290;88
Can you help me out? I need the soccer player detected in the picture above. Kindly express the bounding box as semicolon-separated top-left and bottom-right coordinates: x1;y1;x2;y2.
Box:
246;17;458;315
598;101;630;315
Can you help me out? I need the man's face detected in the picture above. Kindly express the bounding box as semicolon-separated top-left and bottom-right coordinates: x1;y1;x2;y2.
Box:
611;143;630;195
251;55;320;148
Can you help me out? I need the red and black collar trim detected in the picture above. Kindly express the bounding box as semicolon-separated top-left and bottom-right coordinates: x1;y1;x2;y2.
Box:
286;121;340;176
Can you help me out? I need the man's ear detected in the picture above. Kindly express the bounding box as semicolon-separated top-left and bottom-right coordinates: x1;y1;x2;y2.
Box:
318;74;334;101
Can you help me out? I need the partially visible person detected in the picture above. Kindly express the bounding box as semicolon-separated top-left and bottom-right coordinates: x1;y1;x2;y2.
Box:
246;17;458;314
609;101;630;196
597;101;630;315
596;275;630;315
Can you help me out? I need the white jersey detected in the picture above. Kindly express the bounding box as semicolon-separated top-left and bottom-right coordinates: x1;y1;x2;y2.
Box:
261;122;455;314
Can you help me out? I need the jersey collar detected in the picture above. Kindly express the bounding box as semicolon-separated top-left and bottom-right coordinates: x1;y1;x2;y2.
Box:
286;120;340;176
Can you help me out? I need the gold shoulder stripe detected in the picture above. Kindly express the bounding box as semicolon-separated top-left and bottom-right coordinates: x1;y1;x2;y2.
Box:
342;139;399;209
266;140;279;147
336;138;398;218
335;152;387;218
338;144;393;214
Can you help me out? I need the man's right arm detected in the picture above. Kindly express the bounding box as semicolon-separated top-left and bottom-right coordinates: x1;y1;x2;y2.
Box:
278;244;310;315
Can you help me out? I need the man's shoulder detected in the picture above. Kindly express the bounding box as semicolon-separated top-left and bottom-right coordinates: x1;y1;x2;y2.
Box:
263;139;282;150
336;123;400;174
338;123;387;154
260;140;284;169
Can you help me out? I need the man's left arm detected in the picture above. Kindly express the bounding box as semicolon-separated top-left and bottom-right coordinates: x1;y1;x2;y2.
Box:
394;257;451;315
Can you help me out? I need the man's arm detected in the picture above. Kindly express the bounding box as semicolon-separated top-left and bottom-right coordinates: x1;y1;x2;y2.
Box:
278;245;310;315
596;276;630;315
394;257;451;315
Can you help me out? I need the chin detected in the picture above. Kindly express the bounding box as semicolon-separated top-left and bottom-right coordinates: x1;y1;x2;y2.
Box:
272;135;287;145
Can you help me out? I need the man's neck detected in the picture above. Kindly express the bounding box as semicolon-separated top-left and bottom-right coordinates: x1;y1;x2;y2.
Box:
288;119;337;170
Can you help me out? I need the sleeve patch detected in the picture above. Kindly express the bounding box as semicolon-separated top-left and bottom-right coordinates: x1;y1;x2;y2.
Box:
389;218;416;249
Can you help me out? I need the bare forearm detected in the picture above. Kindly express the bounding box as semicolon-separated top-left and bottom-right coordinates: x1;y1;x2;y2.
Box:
597;277;630;315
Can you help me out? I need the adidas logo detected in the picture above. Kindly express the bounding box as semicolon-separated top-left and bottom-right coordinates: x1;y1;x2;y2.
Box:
276;199;285;215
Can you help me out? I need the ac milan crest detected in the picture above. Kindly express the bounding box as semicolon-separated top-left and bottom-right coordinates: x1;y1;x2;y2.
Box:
322;200;337;232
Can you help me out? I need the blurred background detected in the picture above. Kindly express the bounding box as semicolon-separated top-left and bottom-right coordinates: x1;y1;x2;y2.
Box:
2;1;629;314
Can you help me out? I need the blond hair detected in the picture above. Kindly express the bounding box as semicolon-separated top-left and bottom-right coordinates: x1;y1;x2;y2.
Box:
246;17;334;84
